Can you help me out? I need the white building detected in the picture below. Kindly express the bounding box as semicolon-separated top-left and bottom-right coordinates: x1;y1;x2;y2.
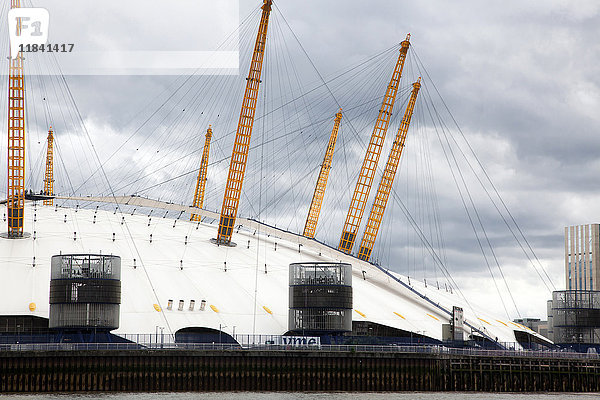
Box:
0;198;550;349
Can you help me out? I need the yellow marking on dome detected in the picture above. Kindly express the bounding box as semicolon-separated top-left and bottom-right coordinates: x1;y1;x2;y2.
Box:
495;319;508;327
513;322;533;331
263;306;273;315
354;309;366;318
393;312;405;320
426;313;439;321
29;302;36;312
478;318;491;325
210;304;219;313
153;304;161;312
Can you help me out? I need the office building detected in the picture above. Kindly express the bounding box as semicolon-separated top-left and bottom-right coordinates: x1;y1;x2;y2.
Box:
565;224;600;291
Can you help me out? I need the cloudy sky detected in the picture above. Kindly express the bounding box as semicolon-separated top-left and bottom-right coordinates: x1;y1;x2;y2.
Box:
2;0;600;319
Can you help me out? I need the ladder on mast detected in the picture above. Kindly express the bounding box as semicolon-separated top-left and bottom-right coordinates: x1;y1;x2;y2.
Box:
6;0;26;238
191;126;213;221
338;34;411;254
216;0;273;245
43;127;54;206
303;109;343;238
358;78;421;261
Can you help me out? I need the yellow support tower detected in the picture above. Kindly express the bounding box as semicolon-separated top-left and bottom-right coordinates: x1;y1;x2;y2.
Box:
358;78;421;261
303;109;342;238
7;0;26;238
43;127;54;206
191;125;213;221
216;0;272;244
338;34;411;254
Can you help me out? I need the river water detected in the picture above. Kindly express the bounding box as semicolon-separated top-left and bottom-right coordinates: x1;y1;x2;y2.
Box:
1;393;598;399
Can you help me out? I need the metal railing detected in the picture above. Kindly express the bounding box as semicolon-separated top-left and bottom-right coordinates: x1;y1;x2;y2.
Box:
1;342;599;360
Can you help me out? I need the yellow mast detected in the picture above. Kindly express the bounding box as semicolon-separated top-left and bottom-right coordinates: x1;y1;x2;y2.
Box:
43;127;54;206
303;109;342;238
338;34;410;254
7;0;26;237
191;126;213;221
358;78;421;261
216;0;272;244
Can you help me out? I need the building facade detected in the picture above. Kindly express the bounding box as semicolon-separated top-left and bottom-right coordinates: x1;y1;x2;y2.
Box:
545;224;600;347
565;224;600;291
514;318;549;340
547;290;600;345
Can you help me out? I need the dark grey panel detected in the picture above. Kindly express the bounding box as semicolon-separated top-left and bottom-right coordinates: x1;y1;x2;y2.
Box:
50;279;121;304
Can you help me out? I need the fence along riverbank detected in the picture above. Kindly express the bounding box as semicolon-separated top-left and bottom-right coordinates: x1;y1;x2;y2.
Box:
1;347;600;392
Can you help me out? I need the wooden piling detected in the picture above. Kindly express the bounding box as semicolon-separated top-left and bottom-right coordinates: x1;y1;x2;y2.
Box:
1;349;599;393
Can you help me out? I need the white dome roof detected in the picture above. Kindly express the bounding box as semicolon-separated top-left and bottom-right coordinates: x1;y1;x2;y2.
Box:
0;199;547;348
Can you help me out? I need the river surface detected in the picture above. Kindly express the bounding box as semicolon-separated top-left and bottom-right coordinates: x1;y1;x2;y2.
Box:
2;393;599;400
